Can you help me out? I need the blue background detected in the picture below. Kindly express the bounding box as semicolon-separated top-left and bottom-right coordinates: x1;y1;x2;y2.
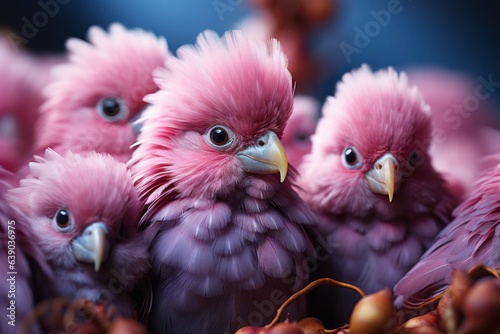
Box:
2;0;499;105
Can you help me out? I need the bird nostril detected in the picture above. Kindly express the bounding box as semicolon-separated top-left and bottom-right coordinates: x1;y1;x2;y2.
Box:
257;140;265;147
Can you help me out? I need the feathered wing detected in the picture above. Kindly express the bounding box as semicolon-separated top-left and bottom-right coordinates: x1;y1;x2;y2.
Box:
0;169;54;333
145;174;315;333
394;165;500;309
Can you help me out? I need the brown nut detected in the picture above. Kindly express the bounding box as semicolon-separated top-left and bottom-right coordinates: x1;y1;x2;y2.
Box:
349;288;397;334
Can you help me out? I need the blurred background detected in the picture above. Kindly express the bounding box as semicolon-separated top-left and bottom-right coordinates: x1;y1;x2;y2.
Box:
2;0;500;105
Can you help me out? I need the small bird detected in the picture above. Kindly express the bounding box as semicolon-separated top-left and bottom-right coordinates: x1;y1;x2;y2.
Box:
34;23;170;162
0;168;53;334
0;36;51;173
394;159;500;310
282;95;319;168
298;65;457;326
407;67;500;199
7;149;150;317
129;30;316;334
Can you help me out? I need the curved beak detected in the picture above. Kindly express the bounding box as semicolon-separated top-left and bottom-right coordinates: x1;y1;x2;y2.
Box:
236;131;288;182
365;153;401;202
71;222;110;272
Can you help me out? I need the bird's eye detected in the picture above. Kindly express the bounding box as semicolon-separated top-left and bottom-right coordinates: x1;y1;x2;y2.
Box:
118;221;126;239
342;146;362;169
206;125;235;149
52;209;74;232
295;132;308;143
408;150;423;168
96;96;129;122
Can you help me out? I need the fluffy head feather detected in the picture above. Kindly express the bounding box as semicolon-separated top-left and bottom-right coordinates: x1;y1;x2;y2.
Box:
6;150;148;309
282;95;319;168
300;65;448;216
0;36;47;171
35;23;170;162
130;30;293;203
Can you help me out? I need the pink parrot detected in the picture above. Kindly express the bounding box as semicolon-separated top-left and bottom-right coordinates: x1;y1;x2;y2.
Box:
128;30;316;333
298;65;457;326
281;95;319;168
394;159;500;310
7;149;150;317
0;36;51;173
407;67;500;200
0;168;53;334
34;23;170;163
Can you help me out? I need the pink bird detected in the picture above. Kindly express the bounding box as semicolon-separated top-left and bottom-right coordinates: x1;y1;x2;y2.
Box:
7;150;150;317
407;67;500;200
0;36;49;173
0;168;53;334
298;65;457;326
128;30;316;333
394;159;500;310
34;23;170;163
282;95;319;168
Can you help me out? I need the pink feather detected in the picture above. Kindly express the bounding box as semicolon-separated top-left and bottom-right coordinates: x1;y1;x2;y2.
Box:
129;30;316;333
7;150;149;317
394;160;500;309
282;95;319;168
34;23;170;162
299;65;457;327
407;67;500;199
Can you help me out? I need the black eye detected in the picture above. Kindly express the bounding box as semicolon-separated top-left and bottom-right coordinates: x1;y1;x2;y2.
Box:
295;132;308;142
52;209;74;232
206;125;234;149
342;146;362;169
97;97;129;122
118;221;126;239
409;150;423;168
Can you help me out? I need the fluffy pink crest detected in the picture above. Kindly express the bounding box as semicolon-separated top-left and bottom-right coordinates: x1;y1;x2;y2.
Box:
311;64;431;169
130;30;294;203
35;23;171;161
8;149;139;240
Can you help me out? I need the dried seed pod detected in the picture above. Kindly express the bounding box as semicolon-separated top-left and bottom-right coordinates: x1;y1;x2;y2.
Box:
402;310;441;334
268;321;304;334
459;278;500;334
349;288;397;334
298;317;325;333
108;318;148;334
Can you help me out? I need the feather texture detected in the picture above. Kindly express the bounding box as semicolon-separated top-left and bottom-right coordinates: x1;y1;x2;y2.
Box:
7;150;149;317
299;65;457;327
129;30;316;333
394;160;500;309
34;23;170;162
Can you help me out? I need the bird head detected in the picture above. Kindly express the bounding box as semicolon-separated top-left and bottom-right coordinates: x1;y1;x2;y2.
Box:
130;30;294;204
36;23;171;161
302;65;436;215
7;149;141;272
282;95;319;168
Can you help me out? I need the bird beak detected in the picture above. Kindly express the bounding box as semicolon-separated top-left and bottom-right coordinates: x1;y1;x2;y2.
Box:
71;222;110;272
236;130;288;182
365;153;401;202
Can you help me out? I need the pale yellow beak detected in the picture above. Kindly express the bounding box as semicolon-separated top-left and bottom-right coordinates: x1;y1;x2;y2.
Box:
71;222;110;272
365;154;401;202
236;131;288;182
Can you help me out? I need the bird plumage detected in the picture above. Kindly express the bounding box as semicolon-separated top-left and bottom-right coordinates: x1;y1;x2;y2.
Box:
394;159;500;309
299;65;457;326
129;30;316;334
34;23;170;162
7;150;149;317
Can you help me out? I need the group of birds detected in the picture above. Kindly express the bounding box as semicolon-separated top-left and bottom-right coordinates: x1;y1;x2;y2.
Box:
1;21;500;334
